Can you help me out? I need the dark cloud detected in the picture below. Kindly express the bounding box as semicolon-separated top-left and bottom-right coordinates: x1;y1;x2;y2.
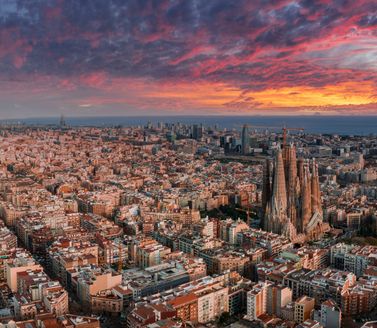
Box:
358;14;377;27
1;1;375;78
0;0;376;116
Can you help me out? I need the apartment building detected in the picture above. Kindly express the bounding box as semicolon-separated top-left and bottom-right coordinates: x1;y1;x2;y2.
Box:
294;296;315;324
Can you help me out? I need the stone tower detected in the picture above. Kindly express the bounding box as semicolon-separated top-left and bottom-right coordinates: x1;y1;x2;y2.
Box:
263;145;327;242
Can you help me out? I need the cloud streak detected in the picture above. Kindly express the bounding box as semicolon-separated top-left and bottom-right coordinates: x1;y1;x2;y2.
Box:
0;0;376;117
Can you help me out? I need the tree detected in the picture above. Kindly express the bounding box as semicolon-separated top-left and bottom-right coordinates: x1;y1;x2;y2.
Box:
218;312;231;325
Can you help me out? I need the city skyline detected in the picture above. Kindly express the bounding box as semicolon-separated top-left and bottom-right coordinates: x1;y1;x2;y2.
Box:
0;120;376;327
0;0;376;118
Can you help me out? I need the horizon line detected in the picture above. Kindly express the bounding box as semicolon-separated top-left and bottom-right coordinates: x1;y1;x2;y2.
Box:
2;113;377;121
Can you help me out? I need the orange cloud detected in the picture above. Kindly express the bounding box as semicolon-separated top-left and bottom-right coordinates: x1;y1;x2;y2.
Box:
143;80;376;113
250;81;376;108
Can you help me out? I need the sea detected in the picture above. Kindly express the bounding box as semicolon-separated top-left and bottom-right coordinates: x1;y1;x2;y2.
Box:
2;116;377;136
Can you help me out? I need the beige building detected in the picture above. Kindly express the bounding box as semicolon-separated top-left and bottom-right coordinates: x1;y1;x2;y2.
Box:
91;289;123;314
0;225;17;251
268;284;293;316
5;251;42;292
295;296;315;324
77;268;122;308
48;241;99;285
13;295;39;320
246;283;267;321
197;284;228;323
41;282;69;316
129;237;171;269
247;282;292;321
219;218;249;245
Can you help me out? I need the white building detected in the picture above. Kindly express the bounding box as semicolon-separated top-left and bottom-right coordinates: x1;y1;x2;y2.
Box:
317;299;341;328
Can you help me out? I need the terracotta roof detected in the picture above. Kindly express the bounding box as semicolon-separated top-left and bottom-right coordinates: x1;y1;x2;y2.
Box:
168;293;197;307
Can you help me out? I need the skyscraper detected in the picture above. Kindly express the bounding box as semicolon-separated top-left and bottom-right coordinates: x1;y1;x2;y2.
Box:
192;124;203;140
241;124;250;155
60;115;66;128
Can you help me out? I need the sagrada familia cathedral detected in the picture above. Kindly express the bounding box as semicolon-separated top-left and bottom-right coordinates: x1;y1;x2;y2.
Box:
262;144;330;243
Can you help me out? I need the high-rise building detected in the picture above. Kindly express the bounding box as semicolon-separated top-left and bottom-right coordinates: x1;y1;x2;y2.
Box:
263;144;329;242
192;124;203;140
60;115;66;128
241;124;250;155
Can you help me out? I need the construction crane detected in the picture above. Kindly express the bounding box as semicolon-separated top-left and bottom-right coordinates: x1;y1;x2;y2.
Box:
236;207;253;226
282;127;304;148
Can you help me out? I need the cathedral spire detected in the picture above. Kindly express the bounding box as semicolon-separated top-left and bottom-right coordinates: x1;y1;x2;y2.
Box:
311;159;322;215
267;149;288;234
262;158;272;230
300;160;312;233
262;159;272;212
271;149;287;214
285;144;298;226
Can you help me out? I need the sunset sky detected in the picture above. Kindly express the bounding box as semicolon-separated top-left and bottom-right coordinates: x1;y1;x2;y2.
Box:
0;0;376;118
